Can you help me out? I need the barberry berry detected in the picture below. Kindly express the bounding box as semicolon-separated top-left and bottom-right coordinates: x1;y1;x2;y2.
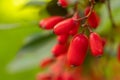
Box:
40;58;54;68
39;16;64;30
52;43;68;57
85;7;100;28
89;32;103;57
36;73;52;80
69;24;79;36
57;34;69;44
67;34;88;66
54;18;77;35
58;0;68;8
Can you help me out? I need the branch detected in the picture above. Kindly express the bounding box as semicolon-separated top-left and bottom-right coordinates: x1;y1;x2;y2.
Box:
106;0;116;28
73;0;95;21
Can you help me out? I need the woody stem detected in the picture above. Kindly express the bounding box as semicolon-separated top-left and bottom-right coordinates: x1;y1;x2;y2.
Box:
106;0;116;28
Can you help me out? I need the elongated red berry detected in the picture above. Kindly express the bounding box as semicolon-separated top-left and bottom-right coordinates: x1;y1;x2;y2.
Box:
63;72;75;80
69;24;79;36
40;58;54;68
54;18;76;35
58;0;68;8
50;55;66;75
89;32;103;57
39;16;64;30
67;34;88;66
36;73;52;80
57;34;69;44
53;75;63;80
69;12;80;36
52;43;68;57
84;7;100;28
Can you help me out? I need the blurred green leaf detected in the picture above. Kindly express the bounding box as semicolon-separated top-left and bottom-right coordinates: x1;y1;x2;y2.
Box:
6;31;56;73
96;0;120;36
0;23;20;30
24;0;46;7
19;31;55;54
105;41;119;56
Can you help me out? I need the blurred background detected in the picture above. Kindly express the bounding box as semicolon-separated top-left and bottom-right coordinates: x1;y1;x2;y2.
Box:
0;0;120;80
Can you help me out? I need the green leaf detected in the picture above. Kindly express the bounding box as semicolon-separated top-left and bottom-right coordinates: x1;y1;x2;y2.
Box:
105;41;119;56
96;0;120;36
19;31;54;53
6;32;56;73
24;0;47;7
0;23;20;30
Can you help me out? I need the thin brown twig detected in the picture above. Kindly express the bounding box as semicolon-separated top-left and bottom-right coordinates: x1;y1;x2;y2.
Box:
73;0;95;21
81;22;88;33
106;0;116;28
87;26;93;33
74;1;79;12
81;21;93;33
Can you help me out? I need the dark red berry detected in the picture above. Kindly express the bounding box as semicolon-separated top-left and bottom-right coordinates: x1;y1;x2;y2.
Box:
39;16;64;30
57;34;69;44
89;32;103;57
54;18;77;35
85;7;100;28
52;43;68;57
67;34;88;66
58;0;68;8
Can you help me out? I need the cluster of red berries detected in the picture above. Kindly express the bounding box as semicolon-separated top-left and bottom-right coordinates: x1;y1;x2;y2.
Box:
37;0;106;80
37;55;89;80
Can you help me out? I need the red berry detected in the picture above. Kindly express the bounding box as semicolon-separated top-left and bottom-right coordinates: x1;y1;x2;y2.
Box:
89;32;103;57
58;0;68;8
39;16;64;30
63;72;75;80
36;73;52;80
54;18;77;35
52;43;68;57
84;7;100;28
57;34;69;44
69;24;79;36
69;12;80;36
54;75;63;80
67;34;88;66
72;11;80;20
50;55;66;75
40;58;54;68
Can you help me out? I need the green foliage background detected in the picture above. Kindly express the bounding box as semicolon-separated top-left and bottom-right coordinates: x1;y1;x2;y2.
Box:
0;0;120;80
